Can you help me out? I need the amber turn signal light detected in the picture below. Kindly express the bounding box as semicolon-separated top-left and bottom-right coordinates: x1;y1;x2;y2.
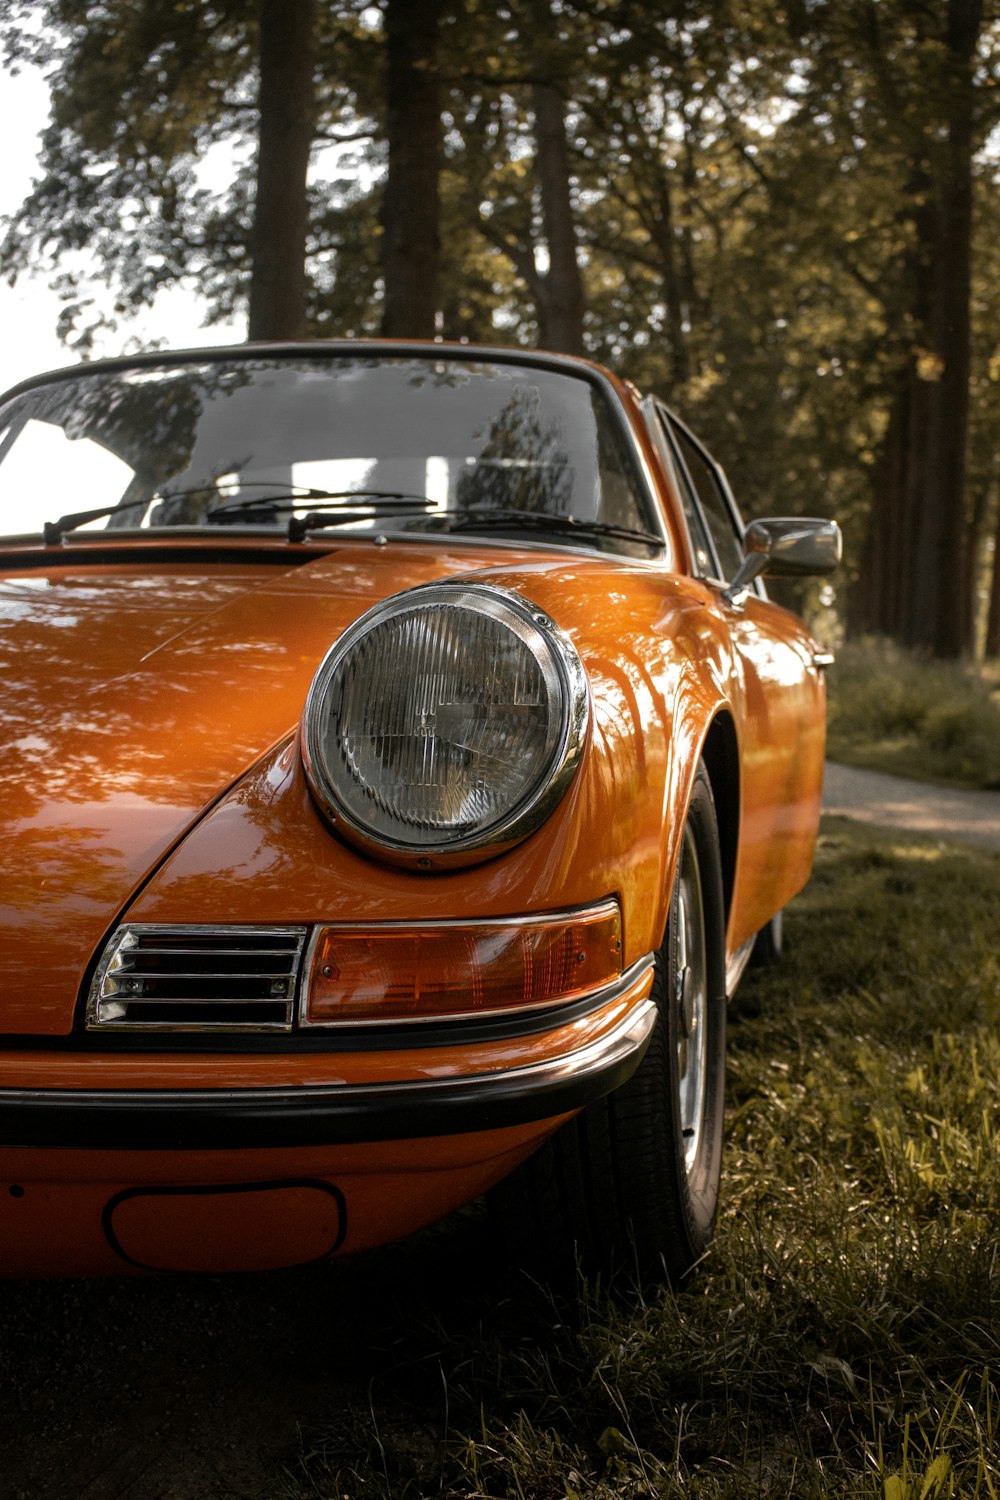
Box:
303;902;623;1024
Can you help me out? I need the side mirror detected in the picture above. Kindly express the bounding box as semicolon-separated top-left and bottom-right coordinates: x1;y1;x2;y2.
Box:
722;517;842;607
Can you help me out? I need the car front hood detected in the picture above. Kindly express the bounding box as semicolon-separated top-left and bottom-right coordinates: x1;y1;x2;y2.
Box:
0;541;513;1034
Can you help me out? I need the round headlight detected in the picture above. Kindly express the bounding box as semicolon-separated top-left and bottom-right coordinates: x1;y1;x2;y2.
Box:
302;583;589;867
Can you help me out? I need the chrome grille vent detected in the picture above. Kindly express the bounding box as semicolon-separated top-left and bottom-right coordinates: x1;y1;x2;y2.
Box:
87;926;309;1032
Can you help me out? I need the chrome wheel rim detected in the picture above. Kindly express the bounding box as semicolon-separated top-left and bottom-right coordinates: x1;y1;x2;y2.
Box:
675;822;708;1176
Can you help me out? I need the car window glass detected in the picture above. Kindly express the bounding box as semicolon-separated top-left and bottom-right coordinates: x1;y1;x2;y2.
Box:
670;423;744;580
656;425;716;576
0;357;660;557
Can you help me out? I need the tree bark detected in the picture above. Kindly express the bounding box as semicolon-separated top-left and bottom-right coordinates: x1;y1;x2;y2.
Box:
855;0;982;656
898;0;981;656
531;79;585;354
247;0;317;341
853;371;909;637
380;0;441;339
984;478;1000;658
651;169;691;386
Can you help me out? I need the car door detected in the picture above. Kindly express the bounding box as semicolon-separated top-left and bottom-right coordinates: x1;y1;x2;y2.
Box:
644;399;828;953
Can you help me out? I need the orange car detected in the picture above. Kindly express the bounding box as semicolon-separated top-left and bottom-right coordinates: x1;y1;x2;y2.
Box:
0;343;839;1281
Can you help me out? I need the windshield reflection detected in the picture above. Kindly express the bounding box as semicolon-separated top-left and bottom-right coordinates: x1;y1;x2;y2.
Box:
0;356;658;557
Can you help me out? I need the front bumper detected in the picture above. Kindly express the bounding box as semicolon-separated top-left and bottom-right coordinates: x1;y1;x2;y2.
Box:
0;959;658;1273
0;958;658;1151
1;954;665;1152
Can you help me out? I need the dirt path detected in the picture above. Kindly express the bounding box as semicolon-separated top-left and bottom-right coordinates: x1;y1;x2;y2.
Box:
823;761;1000;850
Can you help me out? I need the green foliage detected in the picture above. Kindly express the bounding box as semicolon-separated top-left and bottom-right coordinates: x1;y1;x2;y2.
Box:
826;636;1000;788
0;0;382;345
272;820;1000;1499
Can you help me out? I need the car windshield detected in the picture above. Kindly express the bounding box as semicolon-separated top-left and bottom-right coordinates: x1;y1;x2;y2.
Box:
0;354;661;557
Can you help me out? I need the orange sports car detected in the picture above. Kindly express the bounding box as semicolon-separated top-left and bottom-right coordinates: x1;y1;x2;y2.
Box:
0;342;839;1281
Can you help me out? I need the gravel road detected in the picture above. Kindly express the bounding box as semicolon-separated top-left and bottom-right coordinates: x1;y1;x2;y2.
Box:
823;761;1000;850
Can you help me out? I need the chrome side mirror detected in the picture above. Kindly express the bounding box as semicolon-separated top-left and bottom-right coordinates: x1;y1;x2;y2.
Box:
722;517;842;607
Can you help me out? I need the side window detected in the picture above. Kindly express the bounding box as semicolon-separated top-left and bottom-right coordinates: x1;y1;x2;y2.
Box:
682;502;715;579
590;391;663;556
648;403;715;576
669;421;744;581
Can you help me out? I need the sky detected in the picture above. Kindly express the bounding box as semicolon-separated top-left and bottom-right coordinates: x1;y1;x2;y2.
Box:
0;60;242;398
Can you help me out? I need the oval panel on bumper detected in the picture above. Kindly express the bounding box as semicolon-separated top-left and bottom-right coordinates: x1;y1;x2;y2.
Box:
105;1180;347;1273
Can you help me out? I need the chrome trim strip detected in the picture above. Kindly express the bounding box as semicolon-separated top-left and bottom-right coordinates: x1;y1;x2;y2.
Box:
640;393;701;575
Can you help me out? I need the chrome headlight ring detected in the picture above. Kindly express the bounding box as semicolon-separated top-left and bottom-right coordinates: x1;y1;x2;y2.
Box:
302;582;589;869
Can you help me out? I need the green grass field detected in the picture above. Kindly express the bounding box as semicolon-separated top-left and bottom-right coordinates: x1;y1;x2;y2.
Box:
826;639;1000;790
280;818;1000;1499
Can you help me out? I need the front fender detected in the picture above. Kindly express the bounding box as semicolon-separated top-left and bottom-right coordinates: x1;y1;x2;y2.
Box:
123;562;731;968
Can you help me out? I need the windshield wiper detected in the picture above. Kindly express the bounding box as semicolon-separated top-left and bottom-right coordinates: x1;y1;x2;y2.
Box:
437;507;663;549
39;490;659;551
39;482;329;543
205;488;435;542
40;485;433;545
206;487;429;519
42;496;156;544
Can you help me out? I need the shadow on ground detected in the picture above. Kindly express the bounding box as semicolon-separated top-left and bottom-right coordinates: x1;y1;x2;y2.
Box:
0;1204;520;1500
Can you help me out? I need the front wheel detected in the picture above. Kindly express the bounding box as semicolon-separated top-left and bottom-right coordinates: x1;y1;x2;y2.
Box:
490;763;727;1288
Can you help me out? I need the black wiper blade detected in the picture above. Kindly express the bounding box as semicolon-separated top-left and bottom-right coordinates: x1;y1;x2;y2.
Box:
440;507;663;548
40;485;433;544
202;489;436;542
205;486;426;519
287;504;434;542
40;481;324;543
42;497;153;544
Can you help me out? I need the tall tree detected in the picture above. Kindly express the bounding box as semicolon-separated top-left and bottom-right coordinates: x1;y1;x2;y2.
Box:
380;0;442;338
247;0;318;340
529;74;585;354
896;0;983;657
0;0;369;344
522;0;588;354
444;0;588;352
815;0;990;656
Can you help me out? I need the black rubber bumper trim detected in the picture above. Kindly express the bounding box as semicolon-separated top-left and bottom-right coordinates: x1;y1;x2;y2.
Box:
0;985;658;1151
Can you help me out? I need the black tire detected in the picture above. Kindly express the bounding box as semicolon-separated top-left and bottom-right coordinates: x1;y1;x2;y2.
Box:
489;762;727;1290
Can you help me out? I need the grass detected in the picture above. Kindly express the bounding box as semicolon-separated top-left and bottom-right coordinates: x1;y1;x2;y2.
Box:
276;818;1000;1500
825;637;1000;789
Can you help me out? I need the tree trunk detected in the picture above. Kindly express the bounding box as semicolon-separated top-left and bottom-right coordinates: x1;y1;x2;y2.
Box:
897;0;981;656
855;0;982;656
247;0;317;341
853;372;909;636
961;474;991;656
380;0;441;339
651;170;691;386
531;79;585;354
985;479;1000;658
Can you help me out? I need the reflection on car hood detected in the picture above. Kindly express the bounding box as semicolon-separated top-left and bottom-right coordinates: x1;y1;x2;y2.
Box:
0;541;524;1035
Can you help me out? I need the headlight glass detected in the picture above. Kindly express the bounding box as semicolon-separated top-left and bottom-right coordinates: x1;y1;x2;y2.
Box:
303;584;588;865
